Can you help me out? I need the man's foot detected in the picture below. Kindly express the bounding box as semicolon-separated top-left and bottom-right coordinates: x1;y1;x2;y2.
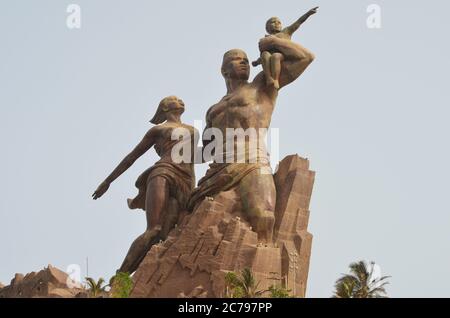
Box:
253;210;275;244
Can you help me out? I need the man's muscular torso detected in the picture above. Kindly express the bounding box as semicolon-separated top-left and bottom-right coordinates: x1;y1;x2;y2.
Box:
207;78;276;134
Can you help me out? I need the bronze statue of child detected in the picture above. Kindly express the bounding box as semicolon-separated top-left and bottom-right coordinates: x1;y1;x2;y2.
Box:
252;7;318;89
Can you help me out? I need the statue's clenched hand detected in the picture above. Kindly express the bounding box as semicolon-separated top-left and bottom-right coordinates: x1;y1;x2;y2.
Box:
92;181;110;200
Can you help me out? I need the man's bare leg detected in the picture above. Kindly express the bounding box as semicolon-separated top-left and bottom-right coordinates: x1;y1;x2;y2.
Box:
118;176;168;274
239;168;276;243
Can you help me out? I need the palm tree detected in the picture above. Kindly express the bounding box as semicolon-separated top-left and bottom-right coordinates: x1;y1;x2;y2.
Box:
85;277;107;297
225;268;266;298
109;272;133;298
268;285;292;298
333;260;390;298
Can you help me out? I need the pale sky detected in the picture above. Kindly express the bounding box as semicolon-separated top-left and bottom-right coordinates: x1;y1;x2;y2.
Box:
1;0;449;297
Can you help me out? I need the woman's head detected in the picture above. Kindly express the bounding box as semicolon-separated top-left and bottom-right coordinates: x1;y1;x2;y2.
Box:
150;96;185;124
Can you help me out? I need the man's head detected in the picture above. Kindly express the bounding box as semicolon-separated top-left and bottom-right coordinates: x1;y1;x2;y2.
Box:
221;49;250;81
266;17;282;34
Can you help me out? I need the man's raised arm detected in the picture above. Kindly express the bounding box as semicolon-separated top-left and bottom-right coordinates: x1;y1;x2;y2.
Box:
259;36;315;90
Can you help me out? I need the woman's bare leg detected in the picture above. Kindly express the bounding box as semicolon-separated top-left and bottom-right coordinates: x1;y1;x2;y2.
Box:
118;176;169;274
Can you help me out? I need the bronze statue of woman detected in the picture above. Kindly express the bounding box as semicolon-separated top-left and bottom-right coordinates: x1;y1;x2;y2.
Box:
92;96;197;274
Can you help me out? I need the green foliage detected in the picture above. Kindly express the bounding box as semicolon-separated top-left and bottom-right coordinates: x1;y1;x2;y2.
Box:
109;272;133;298
224;268;266;298
85;277;107;297
332;260;390;298
268;285;292;298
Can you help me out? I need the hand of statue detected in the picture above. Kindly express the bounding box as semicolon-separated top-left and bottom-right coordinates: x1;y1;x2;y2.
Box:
307;6;319;16
92;181;110;200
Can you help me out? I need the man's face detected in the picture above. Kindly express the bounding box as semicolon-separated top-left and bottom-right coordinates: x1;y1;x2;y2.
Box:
267;17;282;34
222;51;250;80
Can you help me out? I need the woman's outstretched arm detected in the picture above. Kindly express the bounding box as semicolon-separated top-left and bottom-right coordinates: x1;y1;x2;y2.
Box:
92;128;157;199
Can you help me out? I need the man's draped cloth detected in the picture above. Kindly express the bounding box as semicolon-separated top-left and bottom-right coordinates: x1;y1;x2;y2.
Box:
187;159;272;212
128;160;195;211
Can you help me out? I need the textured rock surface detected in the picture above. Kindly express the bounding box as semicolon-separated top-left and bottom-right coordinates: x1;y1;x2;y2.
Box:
131;154;315;297
0;265;84;298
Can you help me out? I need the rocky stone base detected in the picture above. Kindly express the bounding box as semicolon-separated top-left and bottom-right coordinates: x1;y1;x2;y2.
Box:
131;155;315;298
0;265;85;298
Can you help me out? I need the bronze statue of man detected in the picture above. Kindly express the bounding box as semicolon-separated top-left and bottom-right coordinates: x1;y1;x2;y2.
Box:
188;9;316;243
92;96;197;274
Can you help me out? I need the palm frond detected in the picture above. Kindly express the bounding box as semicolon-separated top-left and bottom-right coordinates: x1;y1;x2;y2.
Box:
85;277;96;289
333;261;391;298
349;261;369;286
97;278;105;290
225;268;266;298
241;268;255;288
368;286;387;295
225;272;241;288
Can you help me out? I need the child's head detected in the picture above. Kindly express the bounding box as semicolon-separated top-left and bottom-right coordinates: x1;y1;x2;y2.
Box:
266;17;282;34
